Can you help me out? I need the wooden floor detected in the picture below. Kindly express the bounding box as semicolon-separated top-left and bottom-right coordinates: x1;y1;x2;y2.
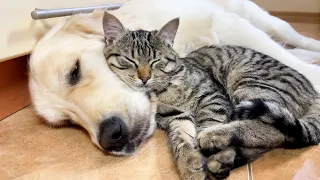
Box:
290;22;320;40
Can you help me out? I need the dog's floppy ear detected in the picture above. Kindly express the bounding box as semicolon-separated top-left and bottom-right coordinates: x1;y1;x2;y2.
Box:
62;10;104;37
102;11;125;44
30;19;55;42
34;26;51;42
156;18;180;46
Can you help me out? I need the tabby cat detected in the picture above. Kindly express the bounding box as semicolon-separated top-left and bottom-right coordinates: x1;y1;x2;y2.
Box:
102;12;320;180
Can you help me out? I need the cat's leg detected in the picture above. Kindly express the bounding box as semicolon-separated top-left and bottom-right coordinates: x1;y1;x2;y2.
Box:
233;98;320;148
194;89;277;179
157;110;206;180
197;120;285;179
214;0;320;52
168;119;206;180
288;48;320;64
210;11;320;87
205;146;268;179
195;88;232;129
195;90;254;179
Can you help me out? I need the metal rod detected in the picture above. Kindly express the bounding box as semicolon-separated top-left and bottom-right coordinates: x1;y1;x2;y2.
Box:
31;4;122;20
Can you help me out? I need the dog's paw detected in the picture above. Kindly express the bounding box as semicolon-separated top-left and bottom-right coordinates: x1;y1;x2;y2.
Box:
232;99;267;120
176;148;206;180
206;148;236;180
197;127;232;152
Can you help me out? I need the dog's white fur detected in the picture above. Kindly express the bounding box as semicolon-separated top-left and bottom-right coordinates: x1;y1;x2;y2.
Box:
29;0;320;151
29;20;157;150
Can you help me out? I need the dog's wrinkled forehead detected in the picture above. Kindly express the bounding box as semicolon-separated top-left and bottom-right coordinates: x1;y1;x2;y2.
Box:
30;39;80;90
31;33;104;78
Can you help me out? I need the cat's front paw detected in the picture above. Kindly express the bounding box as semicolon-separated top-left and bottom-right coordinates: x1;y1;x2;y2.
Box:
206;147;236;180
232;99;267;120
197;127;232;152
176;148;206;180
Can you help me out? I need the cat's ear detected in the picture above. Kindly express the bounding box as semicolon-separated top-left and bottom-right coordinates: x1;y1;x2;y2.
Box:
103;11;125;44
156;18;180;45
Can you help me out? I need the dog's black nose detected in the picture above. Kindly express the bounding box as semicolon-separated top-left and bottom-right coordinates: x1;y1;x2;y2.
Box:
99;116;129;152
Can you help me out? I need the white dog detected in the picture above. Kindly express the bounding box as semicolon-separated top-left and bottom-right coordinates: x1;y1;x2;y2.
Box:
29;0;320;176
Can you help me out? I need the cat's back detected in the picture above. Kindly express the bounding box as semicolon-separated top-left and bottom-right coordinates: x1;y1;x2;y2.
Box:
186;44;313;82
184;44;318;100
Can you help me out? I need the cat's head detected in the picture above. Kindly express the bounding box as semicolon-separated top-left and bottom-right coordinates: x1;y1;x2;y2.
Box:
102;12;180;92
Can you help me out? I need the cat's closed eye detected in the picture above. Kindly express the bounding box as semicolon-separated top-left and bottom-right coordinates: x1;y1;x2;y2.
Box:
110;64;129;70
150;59;161;67
107;54;137;70
123;56;138;68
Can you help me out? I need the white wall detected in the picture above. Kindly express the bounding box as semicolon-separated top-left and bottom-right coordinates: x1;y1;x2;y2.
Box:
0;0;129;62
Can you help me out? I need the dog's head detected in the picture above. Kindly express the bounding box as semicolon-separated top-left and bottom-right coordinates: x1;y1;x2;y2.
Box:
29;11;157;156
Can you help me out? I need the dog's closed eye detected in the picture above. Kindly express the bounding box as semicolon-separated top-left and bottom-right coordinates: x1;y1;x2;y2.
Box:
68;60;81;86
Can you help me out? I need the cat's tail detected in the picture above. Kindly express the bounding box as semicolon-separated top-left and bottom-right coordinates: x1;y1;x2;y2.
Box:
233;98;320;148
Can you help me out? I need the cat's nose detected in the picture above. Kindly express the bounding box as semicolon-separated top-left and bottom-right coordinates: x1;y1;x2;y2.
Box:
140;77;150;84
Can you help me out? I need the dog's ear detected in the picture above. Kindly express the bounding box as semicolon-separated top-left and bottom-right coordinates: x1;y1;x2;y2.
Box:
30;19;55;42
34;26;51;42
102;11;125;44
62;10;104;37
156;18;180;46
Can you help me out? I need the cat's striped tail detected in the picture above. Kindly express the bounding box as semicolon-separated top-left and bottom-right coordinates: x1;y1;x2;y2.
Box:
233;98;320;148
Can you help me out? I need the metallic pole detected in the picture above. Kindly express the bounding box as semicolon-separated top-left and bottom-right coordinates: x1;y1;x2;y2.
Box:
31;4;122;20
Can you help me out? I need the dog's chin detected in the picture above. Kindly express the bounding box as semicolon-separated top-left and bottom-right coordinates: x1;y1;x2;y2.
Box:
108;145;136;156
107;137;150;157
107;118;156;157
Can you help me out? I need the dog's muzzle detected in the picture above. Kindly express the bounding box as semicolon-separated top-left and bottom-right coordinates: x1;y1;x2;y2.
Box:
99;116;129;153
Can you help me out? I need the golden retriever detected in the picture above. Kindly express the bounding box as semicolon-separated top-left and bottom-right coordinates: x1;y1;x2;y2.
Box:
29;0;320;156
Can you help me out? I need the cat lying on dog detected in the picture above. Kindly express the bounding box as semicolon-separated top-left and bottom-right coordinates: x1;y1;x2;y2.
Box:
101;11;320;179
29;0;320;178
